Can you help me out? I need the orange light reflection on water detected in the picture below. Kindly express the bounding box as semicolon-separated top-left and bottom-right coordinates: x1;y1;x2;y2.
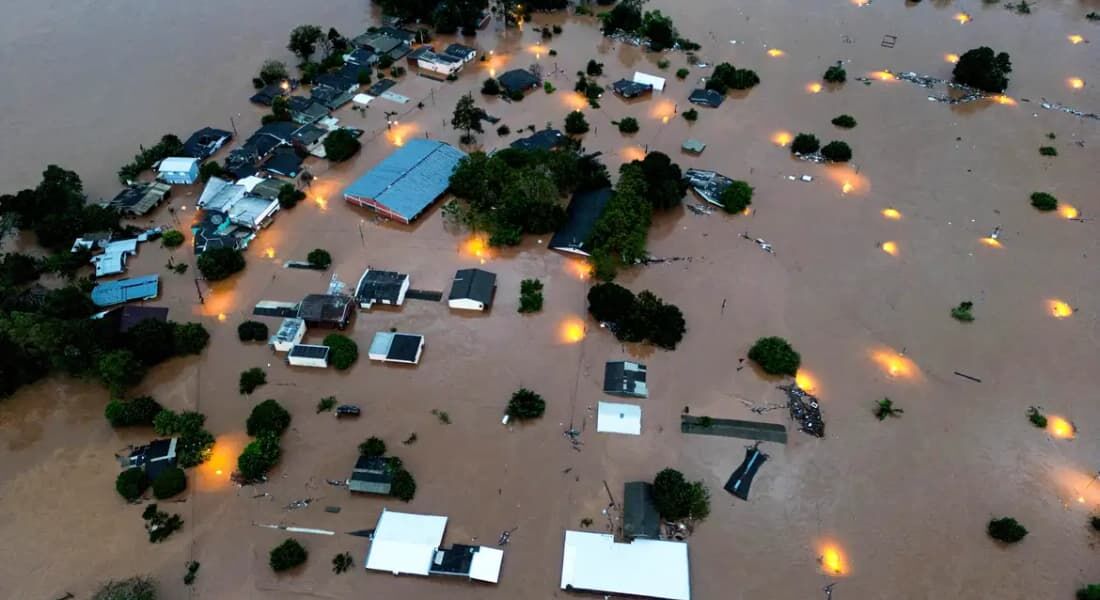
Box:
823;165;870;195
1068;77;1085;90
767;48;785;57
563;92;588;111
560;317;586;344
806;82;822;94
1068;35;1084;45
870;70;896;81
795;370;819;394
1048;299;1073;318
980;237;1003;249
954;12;971;24
1047;416;1076;439
197;432;247;491
871;348;918;379
621;146;647;162
817;541;850;576
991;95;1016;106
1059;204;1079;219
461;234;492;264
945;54;960;64
881;208;901;220
771;131;792;147
881;241;898;256
566;258;593;280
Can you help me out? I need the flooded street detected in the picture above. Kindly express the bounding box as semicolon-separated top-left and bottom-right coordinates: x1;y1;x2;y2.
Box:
2;0;1099;598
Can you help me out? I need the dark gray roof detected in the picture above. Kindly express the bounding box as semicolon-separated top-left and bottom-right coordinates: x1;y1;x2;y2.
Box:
108;182;171;216
298;294;353;326
444;43;476;59
289;344;330;360
292;124;326;146
623;481;661;539
509;129;566;152
498;69;540;94
250;84;287;106
345;48;378;66
548;187;613;255
262;147;303;178
449;269;496;306
182;127;232;160
603;361;647;397
356;270;407;304
349;455;393;494
388;334;422;362
118;306;169;333
430;544;480;576
192;211;253;254
612;79;653;98
255;121;298;142
689;88;724;108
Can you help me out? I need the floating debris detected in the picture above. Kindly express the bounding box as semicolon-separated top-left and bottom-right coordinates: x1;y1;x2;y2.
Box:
685;169;734;206
740;232;775;254
778;384;825;437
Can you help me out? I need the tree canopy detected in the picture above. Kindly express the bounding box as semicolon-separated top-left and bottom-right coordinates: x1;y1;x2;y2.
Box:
507;388;546;419
0;165;122;251
238;431;282;481
748;336;801;376
288;25;324;60
247;399;292;437
323;334;358;370
564;111;590;135
270;538;308;572
197;247;245;281
587;283;686;349
652;468;710;522
706;63;760;94
452;93;485;143
105;396;163;427
359;436;387;457
92;577;157;600
629;151;687;211
324;129;361;162
821;141;852;162
790;133;820;155
719;181;754;214
953;47;1012;93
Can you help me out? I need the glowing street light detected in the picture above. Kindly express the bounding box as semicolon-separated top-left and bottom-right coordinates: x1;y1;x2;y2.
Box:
881;208;901;220
1059;204;1079;219
806;82;823;94
1068;34;1084;45
1047;416;1076;439
772;131;792;147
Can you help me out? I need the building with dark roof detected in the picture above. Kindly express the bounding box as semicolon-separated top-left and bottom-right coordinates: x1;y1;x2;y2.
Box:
355;269;410;309
369;332;425;364
192;211;255;253
343;140;466;224
344;47;378;66
250;83;289;106
548;187;612;256
612;79;654;99
108;182;172;216
509;129;567;152
498;69;540;95
298;294;354;329
126;438;178;480
603;361;648;398
262;147;304;178
622;482;661;540
688;88;724;108
448;268;496;311
443;43;477;63
286;96;330;125
288;343;330;368
116;306;170;333
348;455;394;494
182;127;232;160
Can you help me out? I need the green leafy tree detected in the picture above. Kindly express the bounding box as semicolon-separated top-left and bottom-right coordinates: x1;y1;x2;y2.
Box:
117;468;150;501
951;301;974;322
124;319;176;366
719;181;754;214
239;368;267;395
99;350;147;395
631;151;686;211
0;252;42;286
332;552;354;574
323;334;358;370
518;278;544;313
1038;146;1057;157
748;336;801;376
831;114;856;129
288;25;324;60
601;1;644;34
1026;406;1047;428
238;321;269;342
1030;192;1057;211
92;576;157;600
706;63;760;93
105;396;163;427
247;399;292;437
481;78;500;95
953;47;1012;92
507;388;547;419
173;323;209;356
588;282;637;323
452;93;485;144
565;111;590;134
1078;585;1100;600
307;248;332;269
391;468;417;501
197;247;245;281
277;183;305;209
152;467;187;499
199;161;230;182
270;538;308;572
987;517;1028;543
259;60;289;84
617;117;640;134
359;437;387;457
791;133;820;155
821;141;852;162
640;10;677;50
238;431;282;481
652;468;710;521
586;59;604;76
823;65;847;83
874;398;904;420
676;67;690;79
161;230;184;248
324;129;361;162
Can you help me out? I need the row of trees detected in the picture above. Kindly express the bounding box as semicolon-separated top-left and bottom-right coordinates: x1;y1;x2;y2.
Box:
706;63;761;94
446;145;610;246
587;282;687;349
238;399;291;481
0;165;122;251
790;133;852;162
599;0;698;51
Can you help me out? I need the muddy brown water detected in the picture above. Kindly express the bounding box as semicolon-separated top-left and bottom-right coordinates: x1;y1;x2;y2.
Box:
1;0;1099;598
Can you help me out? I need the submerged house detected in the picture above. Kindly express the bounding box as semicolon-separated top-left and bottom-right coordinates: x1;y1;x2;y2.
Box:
497;69;540;95
368;332;425;364
269;317;306;352
343;140;466;224
603;361;648;398
353;30;412;61
548;187;612;256
226;122;297;177
448;268;496;311
622;482;661;540
409;46;465;79
688;88;724;108
193;177;280;253
443;43;477;63
155;157;200;185
250;82;289;106
347;455;394;495
509;129;567;152
355;269;410;309
365;509;504;583
612;79;653;99
108;182;171;216
685;169;734;207
344;47;379;67
181;127;233;160
298;294;354;329
125;438;178;480
560;531;690;600
311;71;359;110
287;344;330;368
262;147;304;178
91;275;160;307
632;71;666;92
286;96;330;125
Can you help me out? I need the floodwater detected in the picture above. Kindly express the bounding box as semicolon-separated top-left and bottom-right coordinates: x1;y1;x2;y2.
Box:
2;0;1099;598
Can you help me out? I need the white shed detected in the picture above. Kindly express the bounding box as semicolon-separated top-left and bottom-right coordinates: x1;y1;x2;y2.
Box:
632;71;666;92
270;318;306;352
288;344;330;368
156;157;200;185
560;531;690;600
596;402;642;435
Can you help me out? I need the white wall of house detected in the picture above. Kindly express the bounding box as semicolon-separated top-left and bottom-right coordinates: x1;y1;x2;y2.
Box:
288;345;329;368
448;297;485;311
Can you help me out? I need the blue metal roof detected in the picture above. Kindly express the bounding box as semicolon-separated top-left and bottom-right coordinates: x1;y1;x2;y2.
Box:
91;275;160;307
343;140;466;222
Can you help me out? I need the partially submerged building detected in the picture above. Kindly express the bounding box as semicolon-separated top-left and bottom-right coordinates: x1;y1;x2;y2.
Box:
250;82;289;106
623;482;661;540
115;306;170;333
181;127;233;160
448;268;496;311
92;238;138;278
108;182;171;216
193;177;280;253
125;438;178;480
603;361;648;398
311;71;360;110
286;96;331;125
262;147;304;178
353;30;412;61
596;401;642;436
497;69;540;95
688;88;724;108
685;169;734;207
347;455;393;495
368;332;425;364
297;294;354;329
612;79;654;99
509;129;567;152
156;157;200;185
560;531;690;600
91;275;160;307
288;344;330;368
343;140;466;224
355;269;410;309
632;72;666;92
364;509;504;583
548;187;612;256
443;43;477;63
269;318;306;352
408;46;465;79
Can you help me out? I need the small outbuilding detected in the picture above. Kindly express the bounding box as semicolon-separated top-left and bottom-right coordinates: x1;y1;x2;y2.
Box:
364;509;504;583
126;438;178;480
369;332;425;364
448;268;496;311
297;294;354;329
560;531;690;600
497;69;540;95
597;402;642;436
623;482;661;540
270;317;306;352
343;140;467;224
632;71;666;92
156;157;200;185
612;79;654;99
682;139;706;155
288;344;330;368
355;269;410;309
347;455;393;495
688;88;724;108
603;361;648;398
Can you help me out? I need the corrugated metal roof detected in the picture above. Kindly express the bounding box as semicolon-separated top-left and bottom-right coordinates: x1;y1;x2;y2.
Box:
91;275;160;307
343;140;466;222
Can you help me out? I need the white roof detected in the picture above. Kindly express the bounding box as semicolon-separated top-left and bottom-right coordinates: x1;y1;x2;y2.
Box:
353;93;374;106
633;71;666;92
197;177;246;211
561;531;690;600
365;509;448;576
236;175;267;192
226;195;279;228
597;402;642;435
158;156;199;173
468;547;505;583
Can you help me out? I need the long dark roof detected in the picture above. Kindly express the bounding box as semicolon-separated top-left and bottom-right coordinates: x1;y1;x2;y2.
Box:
548;187;613;255
498;69;540;93
298;294;353;325
388;334;422;362
612;79;653;98
689;88;724;108
509;129;566;151
449;269;496;306
623;481;661;539
182;127;232;160
263;147;303;178
118;306;170;333
289;344;330;360
603;361;647;397
356;270;407;304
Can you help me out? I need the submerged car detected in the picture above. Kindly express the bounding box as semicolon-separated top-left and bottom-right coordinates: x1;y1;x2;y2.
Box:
336;405;361;417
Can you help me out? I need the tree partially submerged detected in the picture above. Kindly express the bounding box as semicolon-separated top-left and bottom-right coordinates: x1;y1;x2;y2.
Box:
652;468;710;522
953;47;1012;93
238;431;282;481
116;468;150;501
247;399;292;437
821;141;852;162
452;93;485;144
586;283;687;349
507;388;546;420
239;368;267;395
197;247;245;281
323;129;361;162
323;334;358;370
565;110;590;135
719;181;753;214
791;133;820;155
152;466;187;499
518;278;544;313
748;337;801;376
270;538;308;572
951;301;974;322
706;63;760;94
987;517;1028;543
1030;192;1057;211
359;436;386;457
307;248;332;269
823;65;847;83
92;576;157;600
831;114;857;129
874;398;904;420
238;321;269;342
105;396;163;427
